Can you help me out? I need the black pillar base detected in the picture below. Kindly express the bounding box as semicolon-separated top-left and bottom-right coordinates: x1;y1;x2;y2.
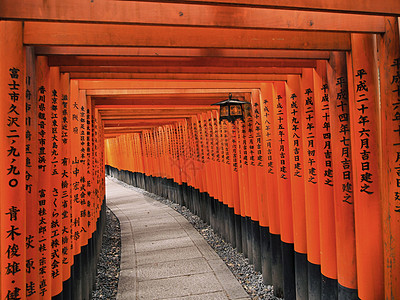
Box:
322;274;338;300
282;241;296;300
234;214;243;253
295;251;309;300
260;226;272;285
338;283;359;300
270;233;284;298
308;261;322;300
251;220;261;272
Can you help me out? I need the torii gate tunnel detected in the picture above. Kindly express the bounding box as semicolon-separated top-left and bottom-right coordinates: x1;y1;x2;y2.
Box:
1;1;400;299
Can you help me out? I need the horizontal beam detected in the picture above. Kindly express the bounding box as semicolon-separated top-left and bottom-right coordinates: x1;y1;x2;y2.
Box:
24;22;351;50
101;114;198;120
86;89;254;96
103;118;188;124
0;0;386;31
50;56;317;68
36;47;331;59
79;80;266;90
70;72;289;81
94;93;248;106
122;0;400;15
99;108;216;116
60;66;303;74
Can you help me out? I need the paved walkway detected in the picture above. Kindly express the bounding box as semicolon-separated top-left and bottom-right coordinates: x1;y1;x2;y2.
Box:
106;178;250;300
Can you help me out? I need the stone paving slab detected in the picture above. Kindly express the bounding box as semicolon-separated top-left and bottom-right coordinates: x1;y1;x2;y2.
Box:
106;178;250;300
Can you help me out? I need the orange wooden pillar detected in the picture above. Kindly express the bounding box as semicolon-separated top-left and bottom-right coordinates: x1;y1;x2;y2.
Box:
273;81;295;299
326;51;358;298
49;66;63;298
229;120;243;253
313;61;338;298
0;21;26;300
285;75;308;299
36;55;52;300
25;46;39;299
243;96;260;267
348;33;384;300
60;72;73;299
69;79;83;300
236;118;249;256
251;89;272;285
259;83;284;297
378;17;400;300
300;68;321;299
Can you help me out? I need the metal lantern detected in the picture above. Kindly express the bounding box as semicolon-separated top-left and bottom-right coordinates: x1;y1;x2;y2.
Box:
212;93;251;123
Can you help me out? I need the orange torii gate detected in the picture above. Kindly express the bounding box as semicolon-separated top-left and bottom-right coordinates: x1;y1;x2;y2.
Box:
1;2;400;299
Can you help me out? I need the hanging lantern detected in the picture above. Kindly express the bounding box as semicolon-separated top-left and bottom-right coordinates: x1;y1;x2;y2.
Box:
212;93;251;123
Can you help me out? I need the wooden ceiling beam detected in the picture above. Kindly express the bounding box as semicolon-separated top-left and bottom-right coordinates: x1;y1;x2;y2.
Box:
78;80;266;90
70;72;289;81
0;0;386;31
36;47;331;60
100;114;198;120
86;89;254;96
93;94;247;106
24;22;351;51
60;66;303;74
49;56;317;68
122;0;400;15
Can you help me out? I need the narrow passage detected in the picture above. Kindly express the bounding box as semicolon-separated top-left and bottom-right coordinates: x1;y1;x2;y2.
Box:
106;178;250;300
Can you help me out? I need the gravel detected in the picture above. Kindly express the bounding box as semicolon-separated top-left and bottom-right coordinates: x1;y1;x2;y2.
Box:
92;207;121;300
104;176;281;300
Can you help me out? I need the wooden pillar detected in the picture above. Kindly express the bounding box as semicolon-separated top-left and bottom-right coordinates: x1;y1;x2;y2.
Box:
301;68;321;300
259;82;284;297
60;72;73;294
377;17;400;300
313;61;338;298
326;51;358;298
25;46;39;299
348;33;384;300
0;21;26;300
49;66;63;297
36;55;52;300
285;75;308;300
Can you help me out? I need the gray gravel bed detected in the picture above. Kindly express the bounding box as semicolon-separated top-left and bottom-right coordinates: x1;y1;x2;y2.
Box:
92;207;121;300
106;176;281;300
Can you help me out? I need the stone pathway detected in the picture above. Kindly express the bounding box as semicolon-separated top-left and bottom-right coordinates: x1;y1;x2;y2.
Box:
106;178;250;300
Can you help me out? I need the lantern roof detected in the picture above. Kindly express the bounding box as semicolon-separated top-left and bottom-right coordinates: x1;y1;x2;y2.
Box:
211;93;250;106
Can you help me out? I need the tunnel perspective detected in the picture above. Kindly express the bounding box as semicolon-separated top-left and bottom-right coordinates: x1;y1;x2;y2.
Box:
1;2;400;300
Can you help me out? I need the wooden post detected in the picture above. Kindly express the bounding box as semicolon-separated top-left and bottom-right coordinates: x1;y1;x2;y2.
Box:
49;66;63;297
60;72;73;296
273;81;295;299
0;21;26;300
259;82;284;297
313;61;338;298
301;68;321;300
377;17;400;300
326;51;358;298
25;46;39;299
285;75;308;300
36;55;52;300
348;33;384;300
